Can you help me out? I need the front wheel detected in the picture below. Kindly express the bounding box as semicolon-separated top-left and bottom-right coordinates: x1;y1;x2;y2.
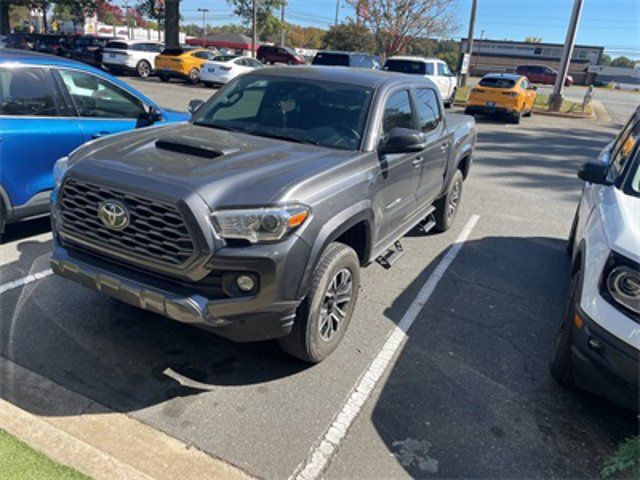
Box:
550;271;580;385
278;243;360;363
433;169;464;233
158;73;170;83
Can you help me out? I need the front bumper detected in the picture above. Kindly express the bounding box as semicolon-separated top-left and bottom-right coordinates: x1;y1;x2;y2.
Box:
50;244;301;342
571;304;639;411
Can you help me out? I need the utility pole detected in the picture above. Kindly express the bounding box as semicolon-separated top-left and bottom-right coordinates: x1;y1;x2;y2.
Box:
197;8;209;47
280;2;285;46
252;0;257;58
460;0;477;87
334;0;340;26
549;0;583;112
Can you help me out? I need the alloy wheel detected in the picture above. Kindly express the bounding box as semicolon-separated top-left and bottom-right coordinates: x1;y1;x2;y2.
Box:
318;268;353;342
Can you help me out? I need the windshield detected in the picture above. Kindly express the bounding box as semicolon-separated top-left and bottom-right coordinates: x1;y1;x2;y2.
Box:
384;59;427;75
630;154;640;196
214;55;239;62
313;53;350;66
192;75;373;151
479;77;516;88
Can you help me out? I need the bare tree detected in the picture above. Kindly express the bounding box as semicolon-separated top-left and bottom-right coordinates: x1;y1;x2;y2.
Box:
347;0;457;59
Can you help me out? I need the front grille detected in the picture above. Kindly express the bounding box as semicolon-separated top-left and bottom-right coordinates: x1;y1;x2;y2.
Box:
59;178;196;268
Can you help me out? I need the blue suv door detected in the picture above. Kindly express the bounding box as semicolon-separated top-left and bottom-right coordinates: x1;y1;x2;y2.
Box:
0;66;85;215
56;68;148;141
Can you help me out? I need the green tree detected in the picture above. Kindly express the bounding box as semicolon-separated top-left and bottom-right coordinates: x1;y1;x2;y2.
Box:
598;53;612;66
287;24;325;49
226;0;284;39
524;36;542;43
610;55;635;69
323;21;374;53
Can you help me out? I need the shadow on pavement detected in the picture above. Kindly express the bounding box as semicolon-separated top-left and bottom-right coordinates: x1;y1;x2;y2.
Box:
372;235;637;479
1;216;52;245
0;234;309;415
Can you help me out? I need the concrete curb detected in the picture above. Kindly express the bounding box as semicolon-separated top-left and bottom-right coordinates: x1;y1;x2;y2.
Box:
0;358;253;480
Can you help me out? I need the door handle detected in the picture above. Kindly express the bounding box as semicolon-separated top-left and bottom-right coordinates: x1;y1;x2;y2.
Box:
92;131;111;139
412;156;424;168
440;143;449;151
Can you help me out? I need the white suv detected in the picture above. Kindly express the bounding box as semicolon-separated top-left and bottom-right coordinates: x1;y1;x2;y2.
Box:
103;40;163;78
383;56;458;107
552;107;639;411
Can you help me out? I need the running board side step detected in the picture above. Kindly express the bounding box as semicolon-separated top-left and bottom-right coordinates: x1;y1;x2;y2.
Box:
376;241;404;269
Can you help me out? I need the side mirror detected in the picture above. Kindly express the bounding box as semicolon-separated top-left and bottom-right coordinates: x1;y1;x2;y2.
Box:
188;99;205;117
136;105;162;128
529;85;537;91
380;128;426;154
577;161;612;185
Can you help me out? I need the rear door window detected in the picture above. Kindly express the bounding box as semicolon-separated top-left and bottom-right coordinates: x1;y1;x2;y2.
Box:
0;67;60;116
414;89;441;132
382;90;415;134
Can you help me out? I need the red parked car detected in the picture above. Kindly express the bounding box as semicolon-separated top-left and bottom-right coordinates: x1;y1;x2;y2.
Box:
256;45;305;65
516;65;574;86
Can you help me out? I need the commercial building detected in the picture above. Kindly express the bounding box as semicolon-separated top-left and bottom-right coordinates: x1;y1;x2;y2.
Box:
460;39;604;85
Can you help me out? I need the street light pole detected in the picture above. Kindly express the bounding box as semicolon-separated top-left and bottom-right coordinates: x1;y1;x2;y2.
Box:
460;0;477;87
549;0;584;112
252;0;258;58
280;2;285;46
334;0;340;26
197;8;209;48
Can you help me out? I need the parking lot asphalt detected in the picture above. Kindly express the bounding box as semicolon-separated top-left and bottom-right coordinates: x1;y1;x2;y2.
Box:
0;78;638;479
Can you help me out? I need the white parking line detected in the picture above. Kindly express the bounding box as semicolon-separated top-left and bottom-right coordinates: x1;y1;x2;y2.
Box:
294;214;480;480
0;269;53;296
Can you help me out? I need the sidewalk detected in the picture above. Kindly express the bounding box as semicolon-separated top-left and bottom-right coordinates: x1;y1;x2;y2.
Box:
0;358;252;480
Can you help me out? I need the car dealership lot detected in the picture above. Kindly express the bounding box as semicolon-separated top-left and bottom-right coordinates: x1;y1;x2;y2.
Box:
0;79;637;479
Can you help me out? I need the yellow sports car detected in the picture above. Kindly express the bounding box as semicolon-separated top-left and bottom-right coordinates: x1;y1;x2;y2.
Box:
465;73;537;123
155;47;217;84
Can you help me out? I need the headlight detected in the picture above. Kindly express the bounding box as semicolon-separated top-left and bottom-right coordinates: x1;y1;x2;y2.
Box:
211;205;309;244
53;156;69;188
601;253;640;318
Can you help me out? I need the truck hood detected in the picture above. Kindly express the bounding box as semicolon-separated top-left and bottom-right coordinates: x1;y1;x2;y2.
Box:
68;122;355;208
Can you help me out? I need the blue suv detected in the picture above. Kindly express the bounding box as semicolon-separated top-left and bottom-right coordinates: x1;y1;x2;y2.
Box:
0;49;189;236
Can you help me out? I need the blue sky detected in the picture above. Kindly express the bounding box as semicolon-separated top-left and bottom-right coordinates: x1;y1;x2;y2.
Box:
168;0;639;58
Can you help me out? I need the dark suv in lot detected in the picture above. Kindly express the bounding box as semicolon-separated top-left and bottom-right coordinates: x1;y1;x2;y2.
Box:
257;45;305;65
50;67;476;362
312;51;380;69
71;36;116;67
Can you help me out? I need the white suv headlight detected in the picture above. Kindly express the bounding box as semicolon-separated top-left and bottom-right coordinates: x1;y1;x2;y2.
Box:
53;156;69;188
602;253;640;317
211;205;309;244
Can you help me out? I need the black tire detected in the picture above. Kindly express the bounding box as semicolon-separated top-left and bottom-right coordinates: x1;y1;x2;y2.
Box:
136;60;152;78
278;242;360;363
567;208;579;255
523;107;533;117
0;198;5;242
444;88;456;108
510;110;522;124
433;169;464;233
159;73;170;83
258;58;267;64
203;81;214;88
550;271;580;385
187;68;200;84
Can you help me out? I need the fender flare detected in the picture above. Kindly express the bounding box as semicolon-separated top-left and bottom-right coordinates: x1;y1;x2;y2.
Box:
296;201;374;299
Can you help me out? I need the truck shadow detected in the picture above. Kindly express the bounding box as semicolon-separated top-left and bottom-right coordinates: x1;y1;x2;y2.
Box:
0;238;309;416
372;235;637;478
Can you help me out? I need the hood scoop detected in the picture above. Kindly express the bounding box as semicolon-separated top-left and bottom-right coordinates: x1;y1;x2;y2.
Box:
155;136;239;159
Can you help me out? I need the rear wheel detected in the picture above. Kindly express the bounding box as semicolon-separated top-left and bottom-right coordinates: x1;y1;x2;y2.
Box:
136;60;152;78
444;88;456;108
433;169;464;233
158;73;170;82
510;109;522;124
278;242;360;363
550;271;580;385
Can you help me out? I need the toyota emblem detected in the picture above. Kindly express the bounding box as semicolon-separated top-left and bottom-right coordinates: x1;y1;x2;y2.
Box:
98;200;130;230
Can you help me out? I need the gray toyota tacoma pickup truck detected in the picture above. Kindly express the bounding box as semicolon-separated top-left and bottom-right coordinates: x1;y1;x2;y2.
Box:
51;67;476;362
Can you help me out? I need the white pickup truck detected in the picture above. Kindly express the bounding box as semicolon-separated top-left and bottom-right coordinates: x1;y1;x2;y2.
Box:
384;56;458;107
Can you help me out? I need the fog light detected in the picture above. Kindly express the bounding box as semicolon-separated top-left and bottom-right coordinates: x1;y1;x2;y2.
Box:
236;274;255;292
